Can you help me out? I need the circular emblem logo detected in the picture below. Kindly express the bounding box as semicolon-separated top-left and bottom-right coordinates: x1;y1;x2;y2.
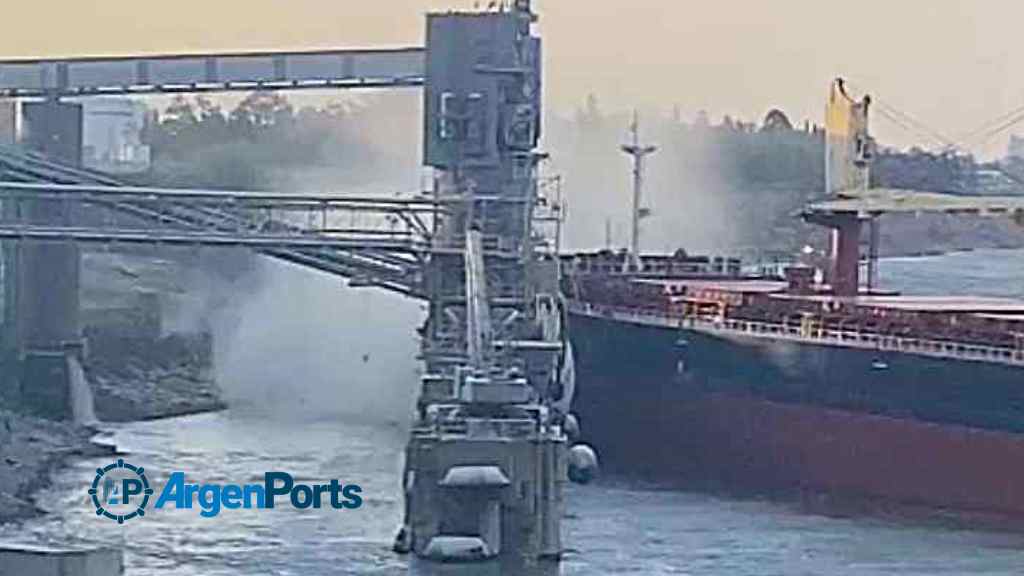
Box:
88;459;153;524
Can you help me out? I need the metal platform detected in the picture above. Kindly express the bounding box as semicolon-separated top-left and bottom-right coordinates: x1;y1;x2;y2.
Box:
804;187;1024;219
0;223;428;250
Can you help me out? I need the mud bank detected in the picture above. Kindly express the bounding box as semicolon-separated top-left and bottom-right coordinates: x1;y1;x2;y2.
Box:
0;249;231;526
0;328;219;525
0;409;112;525
86;330;224;422
80;249;229;421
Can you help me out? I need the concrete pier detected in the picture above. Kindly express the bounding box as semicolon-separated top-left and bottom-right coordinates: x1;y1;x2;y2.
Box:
401;401;567;561
3;100;84;418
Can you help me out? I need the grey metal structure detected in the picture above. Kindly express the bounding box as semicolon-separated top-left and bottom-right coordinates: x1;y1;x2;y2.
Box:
0;48;424;97
0;45;427;363
419;4;547;370
394;2;576;563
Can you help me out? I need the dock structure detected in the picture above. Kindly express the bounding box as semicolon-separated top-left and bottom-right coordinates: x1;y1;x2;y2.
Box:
0;0;581;563
396;2;578;562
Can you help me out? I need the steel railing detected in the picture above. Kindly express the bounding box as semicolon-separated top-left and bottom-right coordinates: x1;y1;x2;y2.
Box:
568;300;1024;366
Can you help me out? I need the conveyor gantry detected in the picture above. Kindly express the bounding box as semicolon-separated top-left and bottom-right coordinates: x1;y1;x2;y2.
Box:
0;147;436;296
0;48;425;97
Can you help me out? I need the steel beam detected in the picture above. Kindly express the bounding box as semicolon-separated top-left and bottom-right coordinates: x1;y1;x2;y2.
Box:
0;223;427;250
0;48;425;98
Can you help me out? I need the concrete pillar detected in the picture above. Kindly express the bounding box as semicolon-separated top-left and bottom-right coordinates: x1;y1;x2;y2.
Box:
16;100;83;349
12;100;84;418
0;100;17;391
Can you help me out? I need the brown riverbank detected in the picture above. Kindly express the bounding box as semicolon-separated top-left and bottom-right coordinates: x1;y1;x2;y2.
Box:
1;248;230;526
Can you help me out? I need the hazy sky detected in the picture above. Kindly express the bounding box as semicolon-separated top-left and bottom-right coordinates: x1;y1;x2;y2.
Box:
3;1;1023;156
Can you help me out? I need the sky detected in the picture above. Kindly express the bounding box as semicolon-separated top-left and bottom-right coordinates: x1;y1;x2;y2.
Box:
2;1;1024;157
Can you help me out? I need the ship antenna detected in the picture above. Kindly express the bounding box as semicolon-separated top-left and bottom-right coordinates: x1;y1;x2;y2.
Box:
620;110;657;272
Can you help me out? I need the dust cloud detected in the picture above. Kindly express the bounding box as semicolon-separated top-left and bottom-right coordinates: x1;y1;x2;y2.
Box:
157;91;428;427
546;106;746;257
171;91;770;427
208;257;422;426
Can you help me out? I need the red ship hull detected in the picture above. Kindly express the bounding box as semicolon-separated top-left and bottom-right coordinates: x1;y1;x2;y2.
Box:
662;394;1024;515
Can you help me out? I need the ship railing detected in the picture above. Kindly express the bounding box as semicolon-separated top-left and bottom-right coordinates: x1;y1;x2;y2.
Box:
431;417;544;439
466;418;541;439
568;300;1024;365
704;317;1024;365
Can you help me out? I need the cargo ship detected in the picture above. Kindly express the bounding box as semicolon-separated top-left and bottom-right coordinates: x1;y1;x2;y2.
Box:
564;80;1024;517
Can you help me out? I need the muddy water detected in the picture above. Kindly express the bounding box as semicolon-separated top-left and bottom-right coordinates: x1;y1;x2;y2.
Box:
1;406;1022;575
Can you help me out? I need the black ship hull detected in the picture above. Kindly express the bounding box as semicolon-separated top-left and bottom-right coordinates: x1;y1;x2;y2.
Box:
569;308;1024;514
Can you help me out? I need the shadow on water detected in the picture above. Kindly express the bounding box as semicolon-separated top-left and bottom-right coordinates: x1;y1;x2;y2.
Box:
407;557;560;576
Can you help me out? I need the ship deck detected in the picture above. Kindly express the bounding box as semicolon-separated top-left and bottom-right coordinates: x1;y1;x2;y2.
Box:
640;277;1024;318
774;294;1024;316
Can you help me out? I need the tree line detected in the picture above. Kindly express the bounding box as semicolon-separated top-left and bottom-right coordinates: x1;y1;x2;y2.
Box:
141;93;383;190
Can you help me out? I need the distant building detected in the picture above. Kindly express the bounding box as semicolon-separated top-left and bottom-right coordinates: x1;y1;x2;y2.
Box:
82;98;151;174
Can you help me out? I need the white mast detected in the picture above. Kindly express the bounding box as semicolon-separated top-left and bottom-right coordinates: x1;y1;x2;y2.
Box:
620;111;657;271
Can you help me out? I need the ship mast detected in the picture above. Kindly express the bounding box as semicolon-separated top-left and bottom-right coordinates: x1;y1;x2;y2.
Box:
621;111;657;271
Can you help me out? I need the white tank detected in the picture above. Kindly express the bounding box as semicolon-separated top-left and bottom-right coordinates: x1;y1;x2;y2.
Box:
82;98;150;174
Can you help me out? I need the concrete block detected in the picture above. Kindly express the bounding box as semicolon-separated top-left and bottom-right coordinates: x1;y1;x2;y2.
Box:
0;544;123;576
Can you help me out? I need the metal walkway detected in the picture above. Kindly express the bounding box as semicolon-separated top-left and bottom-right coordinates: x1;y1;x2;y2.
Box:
0;147;436;297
